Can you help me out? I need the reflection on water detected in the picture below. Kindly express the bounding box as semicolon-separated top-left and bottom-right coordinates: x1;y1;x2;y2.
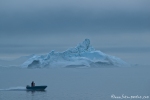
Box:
26;90;46;93
26;90;48;100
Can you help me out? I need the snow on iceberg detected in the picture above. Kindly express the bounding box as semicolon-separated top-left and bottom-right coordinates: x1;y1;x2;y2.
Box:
22;39;128;68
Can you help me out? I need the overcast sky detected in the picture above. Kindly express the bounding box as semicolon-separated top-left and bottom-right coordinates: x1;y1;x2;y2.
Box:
0;0;150;64
0;0;150;34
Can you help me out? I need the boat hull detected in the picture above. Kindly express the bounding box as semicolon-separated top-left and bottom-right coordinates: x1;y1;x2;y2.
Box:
26;86;47;90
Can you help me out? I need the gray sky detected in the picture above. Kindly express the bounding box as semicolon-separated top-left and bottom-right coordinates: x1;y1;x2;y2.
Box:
0;0;150;34
0;0;150;64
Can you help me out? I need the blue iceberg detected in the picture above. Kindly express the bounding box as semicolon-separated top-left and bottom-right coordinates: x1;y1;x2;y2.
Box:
22;39;128;68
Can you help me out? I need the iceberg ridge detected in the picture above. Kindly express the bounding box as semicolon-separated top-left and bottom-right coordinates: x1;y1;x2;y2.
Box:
22;39;128;68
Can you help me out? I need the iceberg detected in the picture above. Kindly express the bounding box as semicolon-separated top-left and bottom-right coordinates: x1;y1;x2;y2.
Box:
22;39;128;68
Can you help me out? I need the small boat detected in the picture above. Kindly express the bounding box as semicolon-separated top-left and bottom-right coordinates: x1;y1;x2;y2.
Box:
26;85;47;91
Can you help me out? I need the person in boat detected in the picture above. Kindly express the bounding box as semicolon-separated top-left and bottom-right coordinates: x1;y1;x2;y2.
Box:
31;81;35;87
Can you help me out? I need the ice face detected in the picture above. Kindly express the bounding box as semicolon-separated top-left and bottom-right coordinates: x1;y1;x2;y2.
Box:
22;39;128;68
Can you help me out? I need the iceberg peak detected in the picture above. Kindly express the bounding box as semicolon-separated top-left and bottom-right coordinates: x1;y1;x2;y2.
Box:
76;39;95;53
22;39;128;68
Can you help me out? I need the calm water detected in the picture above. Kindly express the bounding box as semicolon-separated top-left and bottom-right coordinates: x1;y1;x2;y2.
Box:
0;66;150;100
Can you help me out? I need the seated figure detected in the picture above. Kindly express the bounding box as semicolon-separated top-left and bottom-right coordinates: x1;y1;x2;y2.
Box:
31;81;35;87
